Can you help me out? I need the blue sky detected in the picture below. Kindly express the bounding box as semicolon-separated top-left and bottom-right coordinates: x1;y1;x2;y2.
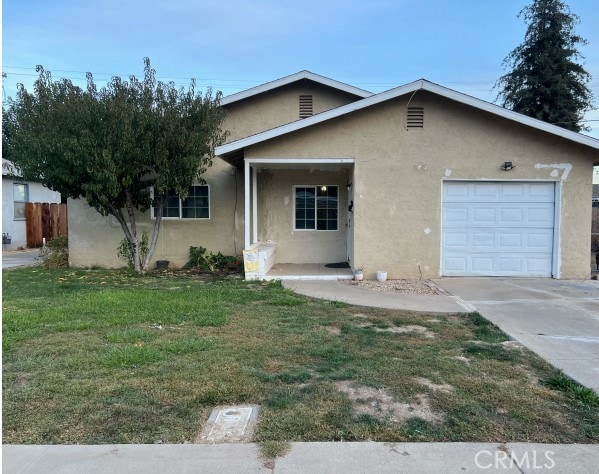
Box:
3;0;598;139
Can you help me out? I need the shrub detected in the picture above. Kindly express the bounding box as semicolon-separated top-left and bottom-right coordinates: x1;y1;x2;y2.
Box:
185;245;239;272
117;232;149;269
40;235;69;269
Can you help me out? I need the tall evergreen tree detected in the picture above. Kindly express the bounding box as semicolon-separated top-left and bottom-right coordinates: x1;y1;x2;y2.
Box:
496;0;594;132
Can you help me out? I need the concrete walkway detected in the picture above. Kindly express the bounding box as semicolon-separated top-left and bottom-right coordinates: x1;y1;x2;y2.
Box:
283;280;469;313
4;442;599;473
434;278;599;393
2;249;41;269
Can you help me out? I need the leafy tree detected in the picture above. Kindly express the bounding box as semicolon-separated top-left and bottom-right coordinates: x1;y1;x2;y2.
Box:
496;0;594;132
3;58;227;273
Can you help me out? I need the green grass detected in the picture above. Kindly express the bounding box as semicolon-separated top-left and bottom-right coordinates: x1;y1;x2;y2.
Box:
542;372;599;407
3;267;598;447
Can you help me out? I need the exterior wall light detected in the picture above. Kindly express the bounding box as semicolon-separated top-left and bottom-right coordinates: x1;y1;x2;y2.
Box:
501;161;515;171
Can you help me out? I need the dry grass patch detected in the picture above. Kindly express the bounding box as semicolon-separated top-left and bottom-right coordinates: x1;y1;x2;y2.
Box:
357;322;435;338
322;326;341;336
335;381;443;424
413;377;455;394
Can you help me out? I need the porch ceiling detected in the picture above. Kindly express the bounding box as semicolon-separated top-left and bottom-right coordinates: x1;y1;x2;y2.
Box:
247;157;354;171
250;162;353;171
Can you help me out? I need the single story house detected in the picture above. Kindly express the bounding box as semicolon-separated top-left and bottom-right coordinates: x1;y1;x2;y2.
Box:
2;159;62;250
68;71;599;279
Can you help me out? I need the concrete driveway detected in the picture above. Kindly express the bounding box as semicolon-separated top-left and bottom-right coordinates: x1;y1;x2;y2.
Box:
434;278;599;392
2;249;41;269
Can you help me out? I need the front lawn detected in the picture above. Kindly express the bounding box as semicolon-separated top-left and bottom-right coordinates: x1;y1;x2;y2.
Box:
2;268;597;448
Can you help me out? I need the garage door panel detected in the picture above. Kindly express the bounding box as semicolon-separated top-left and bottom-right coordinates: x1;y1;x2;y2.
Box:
444;203;554;228
472;257;494;272
472;208;496;224
527;182;555;200
444;257;467;272
442;253;553;276
473;183;499;199
444;182;555;203
444;207;468;224
528;206;554;223
499;232;522;248
499;207;524;224
472;232;494;248
527;231;553;248
497;257;522;272
442;182;555;277
444;228;553;253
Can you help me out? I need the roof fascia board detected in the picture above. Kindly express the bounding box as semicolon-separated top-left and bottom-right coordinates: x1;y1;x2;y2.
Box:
216;79;599;155
220;70;372;106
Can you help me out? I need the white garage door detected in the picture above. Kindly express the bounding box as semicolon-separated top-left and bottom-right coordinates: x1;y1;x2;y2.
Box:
442;182;555;277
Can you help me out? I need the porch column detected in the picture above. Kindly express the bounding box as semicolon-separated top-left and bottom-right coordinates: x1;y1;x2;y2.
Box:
244;160;250;249
252;166;258;244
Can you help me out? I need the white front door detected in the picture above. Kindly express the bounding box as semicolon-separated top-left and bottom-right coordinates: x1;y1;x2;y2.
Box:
442;181;555;277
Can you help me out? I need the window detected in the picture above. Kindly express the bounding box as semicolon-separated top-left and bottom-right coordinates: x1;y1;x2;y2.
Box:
13;183;29;220
153;185;210;219
294;185;338;231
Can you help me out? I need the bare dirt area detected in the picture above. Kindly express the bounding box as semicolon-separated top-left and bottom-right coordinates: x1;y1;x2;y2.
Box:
334;381;443;424
341;279;441;295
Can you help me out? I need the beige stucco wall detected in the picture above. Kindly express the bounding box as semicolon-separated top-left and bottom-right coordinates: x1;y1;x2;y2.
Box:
222;81;362;142
68;158;244;268
246;92;597;279
256;168;350;263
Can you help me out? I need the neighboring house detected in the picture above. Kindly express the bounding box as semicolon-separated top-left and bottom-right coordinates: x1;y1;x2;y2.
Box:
68;71;599;279
2;159;62;250
593;184;599;204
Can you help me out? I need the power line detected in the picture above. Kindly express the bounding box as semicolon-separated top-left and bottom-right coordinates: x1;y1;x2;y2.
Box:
3;68;599;97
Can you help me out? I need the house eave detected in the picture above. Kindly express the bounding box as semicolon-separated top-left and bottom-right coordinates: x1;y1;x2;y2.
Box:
220;70;373;107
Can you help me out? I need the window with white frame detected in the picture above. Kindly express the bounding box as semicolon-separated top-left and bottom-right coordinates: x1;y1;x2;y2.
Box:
294;185;338;231
152;185;210;219
13;183;29;220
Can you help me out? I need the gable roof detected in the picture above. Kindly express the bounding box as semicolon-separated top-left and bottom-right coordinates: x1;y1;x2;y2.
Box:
216;78;599;157
220;70;373;106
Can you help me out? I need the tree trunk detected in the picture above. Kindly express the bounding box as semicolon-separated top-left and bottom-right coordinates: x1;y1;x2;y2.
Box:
143;194;165;273
124;190;142;274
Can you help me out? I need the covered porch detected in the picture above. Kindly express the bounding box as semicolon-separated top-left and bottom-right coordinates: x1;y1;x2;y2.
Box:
241;158;355;280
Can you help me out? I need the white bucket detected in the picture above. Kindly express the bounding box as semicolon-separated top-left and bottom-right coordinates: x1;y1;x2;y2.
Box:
376;271;387;282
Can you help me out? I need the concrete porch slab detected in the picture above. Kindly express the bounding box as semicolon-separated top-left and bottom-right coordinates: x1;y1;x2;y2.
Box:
266;263;353;281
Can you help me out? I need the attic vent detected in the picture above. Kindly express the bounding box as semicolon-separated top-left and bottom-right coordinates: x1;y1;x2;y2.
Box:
299;95;313;119
406;106;424;129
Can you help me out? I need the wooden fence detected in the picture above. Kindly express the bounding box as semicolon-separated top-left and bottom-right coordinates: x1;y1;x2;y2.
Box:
26;203;68;248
